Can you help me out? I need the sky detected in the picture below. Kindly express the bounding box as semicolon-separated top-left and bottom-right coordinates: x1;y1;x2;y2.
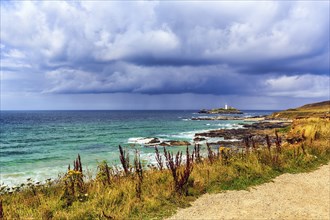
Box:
1;1;329;110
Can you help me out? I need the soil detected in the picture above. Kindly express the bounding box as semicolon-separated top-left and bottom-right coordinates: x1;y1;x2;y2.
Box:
168;163;330;220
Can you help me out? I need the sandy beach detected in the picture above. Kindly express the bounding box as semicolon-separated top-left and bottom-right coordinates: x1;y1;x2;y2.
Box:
169;163;330;220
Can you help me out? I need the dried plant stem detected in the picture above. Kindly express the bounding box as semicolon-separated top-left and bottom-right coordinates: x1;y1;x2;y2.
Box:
119;145;130;175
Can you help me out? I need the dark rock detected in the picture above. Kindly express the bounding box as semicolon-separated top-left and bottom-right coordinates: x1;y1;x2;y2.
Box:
160;140;191;146
209;140;243;148
148;138;160;144
242;121;291;129
195;120;292;146
159;142;170;147
195;128;256;140
198;107;243;114
192;116;242;120
193;137;206;142
198;109;208;114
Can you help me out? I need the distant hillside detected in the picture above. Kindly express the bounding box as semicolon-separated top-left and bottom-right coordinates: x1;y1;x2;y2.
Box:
297;101;330;110
268;100;330;119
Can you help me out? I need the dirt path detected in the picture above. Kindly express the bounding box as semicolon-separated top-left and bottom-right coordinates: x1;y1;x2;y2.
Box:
168;164;330;220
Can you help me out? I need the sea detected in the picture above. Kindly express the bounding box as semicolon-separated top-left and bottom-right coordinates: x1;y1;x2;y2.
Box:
0;110;275;186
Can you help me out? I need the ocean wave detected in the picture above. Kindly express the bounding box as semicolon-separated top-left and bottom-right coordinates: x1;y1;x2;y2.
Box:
0;165;67;187
163;129;211;140
0;150;38;157
127;137;163;145
206;137;225;142
213;123;243;129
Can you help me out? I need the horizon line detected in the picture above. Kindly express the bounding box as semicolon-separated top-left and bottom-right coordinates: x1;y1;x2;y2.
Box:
0;109;282;111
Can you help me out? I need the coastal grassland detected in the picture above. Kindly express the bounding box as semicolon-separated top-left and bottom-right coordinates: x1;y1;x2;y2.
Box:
1;118;329;220
268;100;330;119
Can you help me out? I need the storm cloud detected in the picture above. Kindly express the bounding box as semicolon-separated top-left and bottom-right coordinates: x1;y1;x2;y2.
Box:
1;1;329;109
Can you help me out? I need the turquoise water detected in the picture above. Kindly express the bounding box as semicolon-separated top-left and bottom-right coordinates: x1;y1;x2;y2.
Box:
0;110;273;186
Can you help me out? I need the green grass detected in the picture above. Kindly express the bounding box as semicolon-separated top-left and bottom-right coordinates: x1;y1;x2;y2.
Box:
277;125;291;133
1;118;329;219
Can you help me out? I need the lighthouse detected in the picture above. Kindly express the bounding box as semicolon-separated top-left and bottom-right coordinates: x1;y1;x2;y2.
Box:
225;104;228;110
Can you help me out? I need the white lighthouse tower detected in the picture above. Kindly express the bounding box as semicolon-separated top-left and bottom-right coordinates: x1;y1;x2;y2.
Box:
225;104;228;110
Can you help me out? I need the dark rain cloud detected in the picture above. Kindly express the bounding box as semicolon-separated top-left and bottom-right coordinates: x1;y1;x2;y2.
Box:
1;1;329;108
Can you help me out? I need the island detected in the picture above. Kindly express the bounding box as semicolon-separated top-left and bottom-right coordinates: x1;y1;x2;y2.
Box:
198;104;243;114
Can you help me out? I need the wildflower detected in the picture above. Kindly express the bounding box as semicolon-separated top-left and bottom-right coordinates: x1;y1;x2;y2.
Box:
68;170;82;176
219;146;228;152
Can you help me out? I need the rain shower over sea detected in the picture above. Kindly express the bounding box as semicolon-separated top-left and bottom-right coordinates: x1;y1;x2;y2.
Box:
0;110;274;186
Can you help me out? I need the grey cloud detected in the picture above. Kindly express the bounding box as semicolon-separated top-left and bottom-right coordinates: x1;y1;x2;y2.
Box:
43;63;261;95
264;74;330;98
1;0;329;108
2;1;328;70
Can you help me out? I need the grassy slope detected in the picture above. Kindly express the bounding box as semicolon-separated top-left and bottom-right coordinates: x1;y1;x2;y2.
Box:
268;100;330;119
1;103;330;219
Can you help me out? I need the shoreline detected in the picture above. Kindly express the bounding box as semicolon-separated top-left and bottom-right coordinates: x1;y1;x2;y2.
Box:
1;115;329;219
1;116;290;188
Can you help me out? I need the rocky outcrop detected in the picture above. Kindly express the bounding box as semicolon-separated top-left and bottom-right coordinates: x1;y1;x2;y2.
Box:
144;138;191;147
195;120;291;147
148;138;160;144
192;116;242;120
198;108;243;114
242;121;291;129
143;120;291;148
195;129;256;140
208;140;242;148
161;140;191;146
193;137;206;142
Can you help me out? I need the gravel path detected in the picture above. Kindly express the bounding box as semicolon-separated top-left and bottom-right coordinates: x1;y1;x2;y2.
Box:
168;164;330;220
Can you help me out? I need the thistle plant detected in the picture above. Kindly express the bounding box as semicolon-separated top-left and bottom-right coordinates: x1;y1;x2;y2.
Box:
0;199;3;219
164;147;193;195
96;161;113;186
155;146;164;170
119;145;130;175
134;150;143;199
206;143;216;164
193;144;202;163
61;154;85;207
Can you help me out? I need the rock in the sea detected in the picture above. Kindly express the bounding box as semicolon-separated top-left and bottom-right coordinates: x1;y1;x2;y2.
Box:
198;109;208;114
147;138;160;144
192;116;241;120
195;122;291;142
198;107;243;114
195;128;256;140
193;137;206;142
160;140;191;146
159;142;171;147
